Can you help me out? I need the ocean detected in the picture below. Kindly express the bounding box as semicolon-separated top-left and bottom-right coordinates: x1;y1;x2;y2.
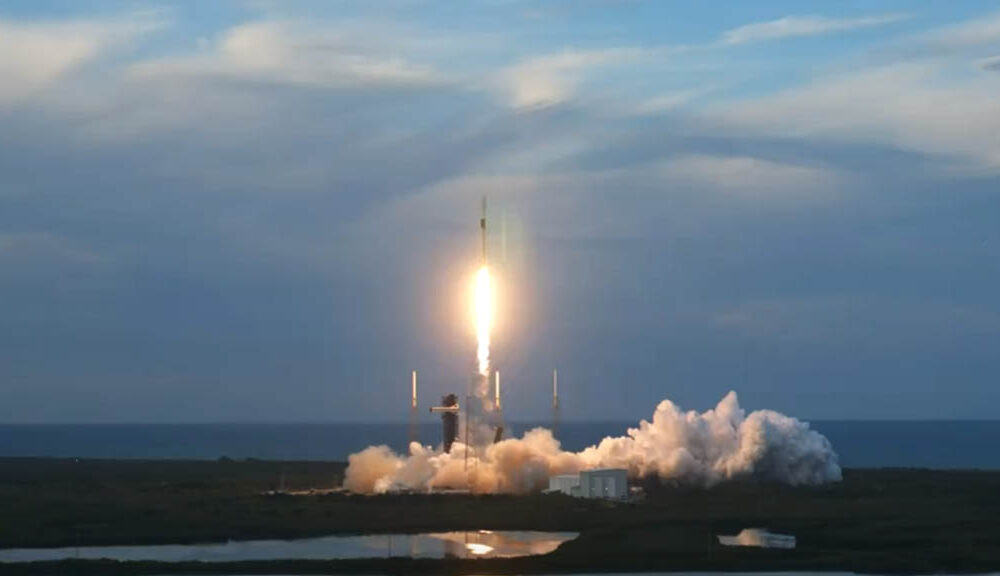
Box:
0;420;998;468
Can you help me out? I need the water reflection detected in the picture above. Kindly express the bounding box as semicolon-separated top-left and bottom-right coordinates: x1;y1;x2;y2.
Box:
466;543;494;555
717;528;796;549
430;530;571;558
0;530;577;563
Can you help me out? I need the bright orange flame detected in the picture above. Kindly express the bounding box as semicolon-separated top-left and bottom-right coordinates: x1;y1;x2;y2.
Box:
475;265;492;376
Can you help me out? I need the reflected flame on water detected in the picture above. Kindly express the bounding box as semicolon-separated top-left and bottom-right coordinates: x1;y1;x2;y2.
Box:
466;543;495;555
427;531;575;558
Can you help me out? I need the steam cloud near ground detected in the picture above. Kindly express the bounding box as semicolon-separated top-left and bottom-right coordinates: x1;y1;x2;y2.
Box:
344;391;841;494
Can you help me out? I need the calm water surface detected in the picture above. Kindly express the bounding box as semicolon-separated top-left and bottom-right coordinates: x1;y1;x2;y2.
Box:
0;531;577;563
1;420;999;468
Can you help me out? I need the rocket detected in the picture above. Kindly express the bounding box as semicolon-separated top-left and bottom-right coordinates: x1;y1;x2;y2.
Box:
480;196;487;265
553;369;558;409
411;370;417;410
495;369;501;410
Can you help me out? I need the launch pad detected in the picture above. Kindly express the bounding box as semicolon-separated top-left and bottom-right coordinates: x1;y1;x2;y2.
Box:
426;197;505;459
401;197;563;493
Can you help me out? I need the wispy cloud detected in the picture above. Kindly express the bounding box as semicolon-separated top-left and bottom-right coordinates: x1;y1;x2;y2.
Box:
3;3;1000;421
714;62;1000;169
722;14;910;45
0;12;164;106
129;21;444;89
634;89;702;115
497;48;646;110
922;11;1000;48
660;154;841;196
980;55;1000;72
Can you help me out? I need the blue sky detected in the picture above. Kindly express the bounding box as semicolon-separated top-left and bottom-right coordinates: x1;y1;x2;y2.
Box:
1;1;1000;422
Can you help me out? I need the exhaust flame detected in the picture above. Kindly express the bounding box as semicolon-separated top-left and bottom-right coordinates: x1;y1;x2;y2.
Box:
475;265;492;377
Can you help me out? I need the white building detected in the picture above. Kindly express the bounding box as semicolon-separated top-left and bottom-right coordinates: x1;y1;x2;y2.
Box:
579;468;628;499
547;474;581;496
546;468;628;500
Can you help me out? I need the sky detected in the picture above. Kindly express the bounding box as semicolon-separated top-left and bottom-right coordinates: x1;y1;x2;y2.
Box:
1;0;1000;423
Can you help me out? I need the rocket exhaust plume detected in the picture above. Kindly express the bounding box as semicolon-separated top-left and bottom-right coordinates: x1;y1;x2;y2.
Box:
344;391;842;494
464;196;503;453
476;196;492;379
475;265;492;377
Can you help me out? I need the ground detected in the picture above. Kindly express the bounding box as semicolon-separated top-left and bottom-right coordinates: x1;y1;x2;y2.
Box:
1;457;999;574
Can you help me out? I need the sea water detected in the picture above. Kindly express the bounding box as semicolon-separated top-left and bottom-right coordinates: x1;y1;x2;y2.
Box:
0;420;998;468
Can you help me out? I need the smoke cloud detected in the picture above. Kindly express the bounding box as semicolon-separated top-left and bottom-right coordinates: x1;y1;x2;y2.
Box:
343;391;841;494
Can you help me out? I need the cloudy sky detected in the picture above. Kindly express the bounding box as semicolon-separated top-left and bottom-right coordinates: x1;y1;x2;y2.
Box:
2;0;999;422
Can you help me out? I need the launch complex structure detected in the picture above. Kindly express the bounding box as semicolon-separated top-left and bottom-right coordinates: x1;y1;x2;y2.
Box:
407;199;561;470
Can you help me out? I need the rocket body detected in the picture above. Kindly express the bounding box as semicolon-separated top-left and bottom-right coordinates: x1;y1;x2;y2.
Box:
411;370;417;410
480;197;487;265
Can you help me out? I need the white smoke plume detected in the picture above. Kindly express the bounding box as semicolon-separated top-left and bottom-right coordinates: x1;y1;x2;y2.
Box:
343;391;841;494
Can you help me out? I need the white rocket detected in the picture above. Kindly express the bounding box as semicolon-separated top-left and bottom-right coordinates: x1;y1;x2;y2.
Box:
480;196;487;265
